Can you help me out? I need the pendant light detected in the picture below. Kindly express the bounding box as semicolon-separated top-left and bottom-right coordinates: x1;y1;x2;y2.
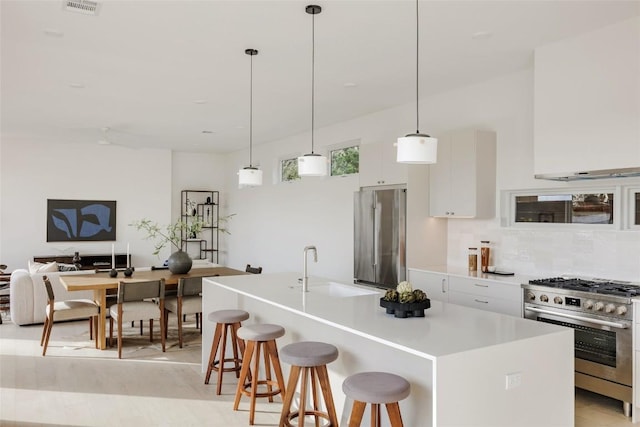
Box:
396;0;437;164
298;4;327;177
238;48;263;186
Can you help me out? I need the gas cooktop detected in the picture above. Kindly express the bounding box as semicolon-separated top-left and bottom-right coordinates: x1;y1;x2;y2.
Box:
528;277;640;298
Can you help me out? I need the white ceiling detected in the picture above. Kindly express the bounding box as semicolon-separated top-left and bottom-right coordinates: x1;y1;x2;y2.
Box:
2;0;638;153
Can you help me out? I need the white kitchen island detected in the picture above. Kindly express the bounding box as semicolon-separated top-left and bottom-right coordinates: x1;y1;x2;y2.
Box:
203;272;574;427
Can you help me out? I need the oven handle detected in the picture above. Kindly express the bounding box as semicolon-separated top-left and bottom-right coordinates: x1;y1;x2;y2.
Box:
525;306;629;329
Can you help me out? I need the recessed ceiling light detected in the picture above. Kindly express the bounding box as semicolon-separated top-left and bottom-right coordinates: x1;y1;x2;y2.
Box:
193;100;207;104
97;140;111;145
201;130;215;134
472;31;493;40
43;29;64;37
343;82;358;88
69;83;85;89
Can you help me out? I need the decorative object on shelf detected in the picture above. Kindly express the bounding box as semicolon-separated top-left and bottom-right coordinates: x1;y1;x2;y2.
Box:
124;267;134;277
297;4;327;177
72;252;81;269
238;48;263;187
109;268;118;278
379;281;431;318
129;218;201;273
396;0;437;164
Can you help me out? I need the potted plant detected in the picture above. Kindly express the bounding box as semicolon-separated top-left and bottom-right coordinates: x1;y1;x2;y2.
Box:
130;214;235;273
129;218;201;274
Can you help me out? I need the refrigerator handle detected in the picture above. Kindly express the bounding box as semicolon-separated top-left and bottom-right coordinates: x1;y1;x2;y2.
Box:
373;203;379;266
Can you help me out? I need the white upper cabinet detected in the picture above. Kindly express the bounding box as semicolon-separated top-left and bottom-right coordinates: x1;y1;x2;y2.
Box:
359;142;408;187
429;129;496;218
534;17;640;176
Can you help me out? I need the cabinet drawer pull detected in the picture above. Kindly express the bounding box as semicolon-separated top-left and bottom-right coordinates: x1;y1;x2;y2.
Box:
441;278;447;293
474;283;489;288
474;299;489;304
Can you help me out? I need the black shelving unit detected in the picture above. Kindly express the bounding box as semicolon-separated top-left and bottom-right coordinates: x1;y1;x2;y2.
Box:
180;190;219;263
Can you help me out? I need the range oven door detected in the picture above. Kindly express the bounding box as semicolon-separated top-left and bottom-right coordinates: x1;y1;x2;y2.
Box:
524;305;632;387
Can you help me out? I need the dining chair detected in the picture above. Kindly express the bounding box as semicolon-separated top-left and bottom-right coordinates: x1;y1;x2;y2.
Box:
109;279;166;358
163;276;202;348
245;264;262;274
40;275;99;356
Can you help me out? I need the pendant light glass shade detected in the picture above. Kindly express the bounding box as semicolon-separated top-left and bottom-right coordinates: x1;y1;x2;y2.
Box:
238;48;262;187
397;0;438;164
298;4;327;177
238;167;263;186
298;153;327;176
397;134;437;164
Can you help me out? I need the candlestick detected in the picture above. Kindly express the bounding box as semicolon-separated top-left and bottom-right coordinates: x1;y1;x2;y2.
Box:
127;243;130;268
112;243;115;269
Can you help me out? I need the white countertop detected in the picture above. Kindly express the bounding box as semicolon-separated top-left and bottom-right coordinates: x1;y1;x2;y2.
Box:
206;272;567;361
409;265;539;286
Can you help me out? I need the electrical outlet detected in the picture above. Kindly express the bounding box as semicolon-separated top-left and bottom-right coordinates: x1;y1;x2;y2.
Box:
505;372;522;390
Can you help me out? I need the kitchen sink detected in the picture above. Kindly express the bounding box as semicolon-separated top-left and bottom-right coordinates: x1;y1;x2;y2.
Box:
308;282;381;298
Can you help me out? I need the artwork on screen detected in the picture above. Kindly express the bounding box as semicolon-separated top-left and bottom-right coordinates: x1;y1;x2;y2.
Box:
47;199;116;242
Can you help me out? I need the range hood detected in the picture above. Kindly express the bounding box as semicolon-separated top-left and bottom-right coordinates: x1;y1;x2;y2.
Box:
535;167;640;181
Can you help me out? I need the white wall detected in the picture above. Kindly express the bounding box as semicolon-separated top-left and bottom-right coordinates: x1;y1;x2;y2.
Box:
171;151;229;263
223;68;640;282
0;139;172;270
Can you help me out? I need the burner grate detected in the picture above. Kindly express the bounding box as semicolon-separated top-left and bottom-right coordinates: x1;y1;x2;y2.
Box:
529;277;640;297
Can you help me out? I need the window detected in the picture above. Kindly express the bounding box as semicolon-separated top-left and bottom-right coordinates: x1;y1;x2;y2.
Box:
514;193;614;224
635;191;640;226
281;157;299;182
330;144;359;177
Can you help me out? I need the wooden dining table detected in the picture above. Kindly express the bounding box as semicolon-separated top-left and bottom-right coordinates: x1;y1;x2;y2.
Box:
60;267;247;350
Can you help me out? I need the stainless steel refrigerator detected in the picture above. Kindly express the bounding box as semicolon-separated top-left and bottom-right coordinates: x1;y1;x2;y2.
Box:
354;187;406;288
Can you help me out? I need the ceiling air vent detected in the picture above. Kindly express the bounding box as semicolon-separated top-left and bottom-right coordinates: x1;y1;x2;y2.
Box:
64;0;100;16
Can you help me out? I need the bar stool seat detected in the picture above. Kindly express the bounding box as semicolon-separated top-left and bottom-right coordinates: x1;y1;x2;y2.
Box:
343;371;411;427
279;341;339;427
234;323;287;425
205;309;250;395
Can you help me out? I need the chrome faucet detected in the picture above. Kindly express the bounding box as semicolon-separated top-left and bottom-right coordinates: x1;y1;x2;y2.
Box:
302;245;317;292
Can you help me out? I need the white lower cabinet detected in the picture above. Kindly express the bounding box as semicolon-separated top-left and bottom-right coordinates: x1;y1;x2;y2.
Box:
407;269;449;302
408;269;523;317
448;276;522;317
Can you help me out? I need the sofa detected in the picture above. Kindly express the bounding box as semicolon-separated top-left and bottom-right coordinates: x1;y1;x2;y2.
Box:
10;269;94;326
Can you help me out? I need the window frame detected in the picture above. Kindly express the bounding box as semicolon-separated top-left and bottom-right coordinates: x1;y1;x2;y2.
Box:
501;185;622;230
278;153;302;184
328;139;360;178
623;185;640;230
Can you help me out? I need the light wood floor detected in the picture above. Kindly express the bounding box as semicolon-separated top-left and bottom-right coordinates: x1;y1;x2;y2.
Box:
0;315;635;427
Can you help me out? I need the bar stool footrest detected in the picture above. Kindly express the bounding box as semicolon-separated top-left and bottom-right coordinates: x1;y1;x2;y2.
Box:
241;380;283;398
212;357;243;373
284;410;336;427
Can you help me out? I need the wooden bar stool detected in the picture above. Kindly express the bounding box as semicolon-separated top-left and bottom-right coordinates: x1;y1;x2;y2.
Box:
342;371;411;427
233;323;287;425
204;309;250;395
279;341;339;427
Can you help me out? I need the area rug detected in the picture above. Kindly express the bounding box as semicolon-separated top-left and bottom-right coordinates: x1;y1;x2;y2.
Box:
55;316;203;361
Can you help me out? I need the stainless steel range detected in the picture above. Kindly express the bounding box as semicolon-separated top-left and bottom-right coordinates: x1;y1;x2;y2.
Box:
523;277;640;417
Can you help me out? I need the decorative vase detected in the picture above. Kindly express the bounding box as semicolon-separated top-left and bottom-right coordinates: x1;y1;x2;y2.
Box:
167;249;192;274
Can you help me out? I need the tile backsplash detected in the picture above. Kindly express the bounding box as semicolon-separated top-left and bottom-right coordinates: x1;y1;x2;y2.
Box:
447;220;640;281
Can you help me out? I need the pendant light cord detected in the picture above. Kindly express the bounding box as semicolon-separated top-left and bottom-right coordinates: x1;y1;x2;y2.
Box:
249;51;254;167
415;0;420;134
311;10;316;154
